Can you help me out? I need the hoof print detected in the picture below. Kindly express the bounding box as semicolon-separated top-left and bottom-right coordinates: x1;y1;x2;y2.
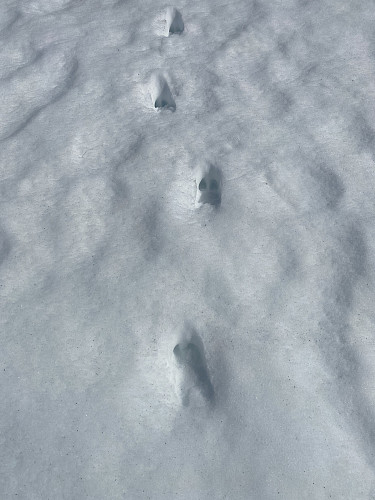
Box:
167;7;184;35
151;73;176;111
173;335;214;407
196;163;222;206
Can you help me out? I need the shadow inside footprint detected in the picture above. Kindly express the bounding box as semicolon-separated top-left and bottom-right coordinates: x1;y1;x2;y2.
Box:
197;164;222;206
168;8;184;34
154;80;176;111
173;336;214;406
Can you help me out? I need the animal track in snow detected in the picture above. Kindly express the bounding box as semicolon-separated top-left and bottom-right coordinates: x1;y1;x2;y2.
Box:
166;7;184;35
173;330;214;407
150;72;176;111
20;0;74;15
195;162;222;207
154;7;184;37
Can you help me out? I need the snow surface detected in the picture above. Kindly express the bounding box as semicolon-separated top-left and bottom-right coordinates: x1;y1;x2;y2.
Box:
1;0;375;498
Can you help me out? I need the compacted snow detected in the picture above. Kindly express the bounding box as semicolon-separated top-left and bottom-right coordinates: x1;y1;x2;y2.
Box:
1;0;375;498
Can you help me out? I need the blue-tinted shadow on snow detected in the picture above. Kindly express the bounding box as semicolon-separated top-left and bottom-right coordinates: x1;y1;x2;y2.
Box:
167;8;184;35
196;164;222;207
173;331;215;407
151;73;176;112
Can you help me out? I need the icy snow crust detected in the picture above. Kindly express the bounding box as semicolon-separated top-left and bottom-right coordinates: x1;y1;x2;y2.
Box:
1;0;375;498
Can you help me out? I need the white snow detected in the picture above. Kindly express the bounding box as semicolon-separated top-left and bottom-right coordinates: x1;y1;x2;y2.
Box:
1;0;375;498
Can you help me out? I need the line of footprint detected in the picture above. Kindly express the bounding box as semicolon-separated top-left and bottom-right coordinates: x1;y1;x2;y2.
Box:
151;7;222;209
151;9;217;408
151;7;183;112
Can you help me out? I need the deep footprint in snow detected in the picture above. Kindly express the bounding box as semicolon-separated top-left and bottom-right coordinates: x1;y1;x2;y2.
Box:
196;163;222;206
154;7;184;37
150;73;176;111
173;333;214;407
166;7;184;35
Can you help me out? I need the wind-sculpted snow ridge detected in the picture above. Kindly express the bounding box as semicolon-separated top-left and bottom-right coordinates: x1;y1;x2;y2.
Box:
0;48;78;141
